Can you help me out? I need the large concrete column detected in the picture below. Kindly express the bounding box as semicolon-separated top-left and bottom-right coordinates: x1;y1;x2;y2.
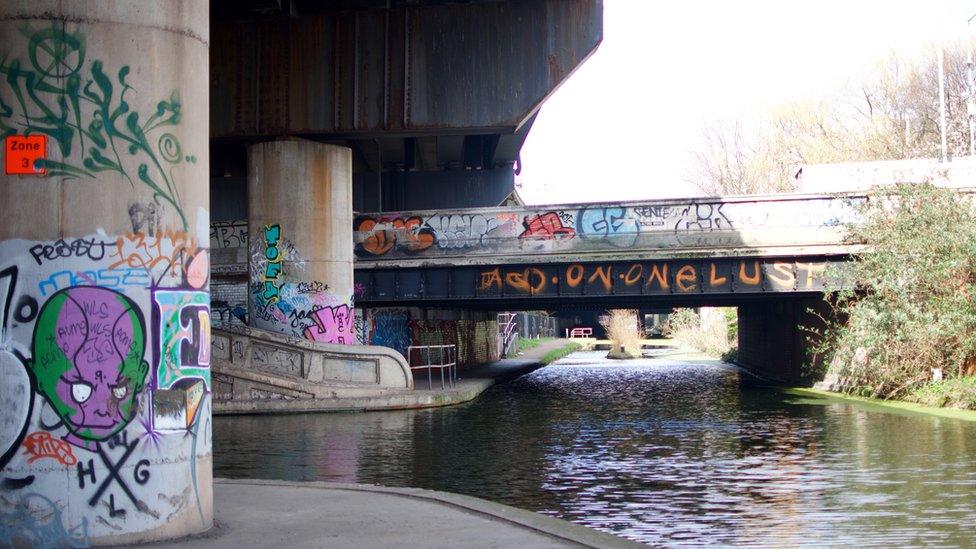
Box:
0;2;212;545
248;140;355;344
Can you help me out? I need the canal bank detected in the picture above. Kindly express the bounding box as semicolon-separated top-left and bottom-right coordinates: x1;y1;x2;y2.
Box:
215;338;581;415
141;479;641;548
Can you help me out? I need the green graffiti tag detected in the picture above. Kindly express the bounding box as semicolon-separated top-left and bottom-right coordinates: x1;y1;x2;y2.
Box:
0;24;194;229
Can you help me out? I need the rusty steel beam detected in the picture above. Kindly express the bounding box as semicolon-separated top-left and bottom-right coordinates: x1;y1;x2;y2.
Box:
211;0;603;139
353;256;853;307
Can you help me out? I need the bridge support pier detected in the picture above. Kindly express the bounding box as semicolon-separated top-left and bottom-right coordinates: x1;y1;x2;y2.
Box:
736;298;833;384
248;140;355;343
0;1;212;544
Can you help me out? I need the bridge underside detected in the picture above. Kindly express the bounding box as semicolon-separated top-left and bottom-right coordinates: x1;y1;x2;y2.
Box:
354;255;849;308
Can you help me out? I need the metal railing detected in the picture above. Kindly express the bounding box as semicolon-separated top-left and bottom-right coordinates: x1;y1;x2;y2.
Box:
498;313;519;357
406;344;457;390
567;327;592;338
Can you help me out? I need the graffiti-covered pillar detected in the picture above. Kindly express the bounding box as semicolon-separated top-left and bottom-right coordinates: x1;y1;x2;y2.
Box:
248;140;355;343
0;1;212;545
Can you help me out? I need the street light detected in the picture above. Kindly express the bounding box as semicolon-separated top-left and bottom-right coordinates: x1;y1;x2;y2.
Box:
967;13;976;156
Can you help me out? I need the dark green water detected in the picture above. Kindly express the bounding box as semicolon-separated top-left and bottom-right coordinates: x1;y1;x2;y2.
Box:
213;351;976;547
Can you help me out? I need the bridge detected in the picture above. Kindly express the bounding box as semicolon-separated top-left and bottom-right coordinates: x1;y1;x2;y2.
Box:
351;192;863;307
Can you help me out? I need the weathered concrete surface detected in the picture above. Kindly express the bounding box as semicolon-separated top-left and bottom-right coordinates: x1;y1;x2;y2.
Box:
353;191;872;268
248;140;354;343
213;357;547;415
141;479;642;549
212;326;413;412
0;1;212;545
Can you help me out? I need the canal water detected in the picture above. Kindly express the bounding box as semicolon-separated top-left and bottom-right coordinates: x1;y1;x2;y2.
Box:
213;351;976;547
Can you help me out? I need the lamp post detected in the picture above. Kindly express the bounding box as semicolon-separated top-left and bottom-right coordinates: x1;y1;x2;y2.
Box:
967;14;976;156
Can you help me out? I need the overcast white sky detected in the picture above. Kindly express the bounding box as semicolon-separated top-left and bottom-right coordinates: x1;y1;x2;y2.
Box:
517;0;976;205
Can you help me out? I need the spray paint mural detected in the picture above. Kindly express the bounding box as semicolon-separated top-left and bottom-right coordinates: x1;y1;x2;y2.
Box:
353;196;864;260
1;20;210;544
247;225;355;345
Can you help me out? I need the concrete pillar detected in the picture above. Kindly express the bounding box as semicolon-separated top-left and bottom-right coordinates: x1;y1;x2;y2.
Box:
0;2;212;545
248;140;355;344
736;297;833;384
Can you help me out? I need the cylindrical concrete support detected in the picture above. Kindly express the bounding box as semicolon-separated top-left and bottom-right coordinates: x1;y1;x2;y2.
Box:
248;140;355;343
0;2;212;545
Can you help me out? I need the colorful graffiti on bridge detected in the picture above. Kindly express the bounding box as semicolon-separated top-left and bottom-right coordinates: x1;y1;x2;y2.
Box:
475;259;834;296
519;212;576;240
355;216;435;256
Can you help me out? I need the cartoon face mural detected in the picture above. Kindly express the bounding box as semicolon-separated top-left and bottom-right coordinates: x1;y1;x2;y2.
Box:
27;286;149;447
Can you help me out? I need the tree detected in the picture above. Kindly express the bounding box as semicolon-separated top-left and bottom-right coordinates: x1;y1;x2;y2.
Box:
687;41;976;195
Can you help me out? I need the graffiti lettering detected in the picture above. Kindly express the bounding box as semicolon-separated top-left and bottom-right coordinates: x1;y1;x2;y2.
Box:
577;207;639;247
424;214;498;249
21;432;77;466
304;304;355;344
260;224;283;303
355;216;435;256
38;267;152;296
503;268;547;294
153;290;211;390
518;212;576;240
464;259;834;298
210;220;248;249
28;238;111;265
479;268;502;291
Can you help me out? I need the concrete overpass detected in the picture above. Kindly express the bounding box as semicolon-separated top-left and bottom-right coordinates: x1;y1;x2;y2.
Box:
0;0;603;545
352;192;863;307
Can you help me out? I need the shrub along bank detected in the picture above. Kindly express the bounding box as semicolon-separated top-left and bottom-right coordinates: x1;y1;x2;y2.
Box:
812;184;976;409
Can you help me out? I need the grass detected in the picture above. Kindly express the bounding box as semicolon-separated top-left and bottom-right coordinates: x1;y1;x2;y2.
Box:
539;341;583;365
786;387;976;422
905;376;976;410
516;337;553;353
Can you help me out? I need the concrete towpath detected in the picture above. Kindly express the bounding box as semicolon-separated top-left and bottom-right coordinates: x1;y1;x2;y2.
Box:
142;479;642;548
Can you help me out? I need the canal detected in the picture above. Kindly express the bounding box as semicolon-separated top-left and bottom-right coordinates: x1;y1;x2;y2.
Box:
214;350;976;546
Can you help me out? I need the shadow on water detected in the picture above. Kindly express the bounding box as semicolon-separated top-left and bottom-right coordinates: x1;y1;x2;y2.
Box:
214;350;976;547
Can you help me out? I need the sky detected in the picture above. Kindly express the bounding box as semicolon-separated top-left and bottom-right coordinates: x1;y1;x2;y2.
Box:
516;0;976;205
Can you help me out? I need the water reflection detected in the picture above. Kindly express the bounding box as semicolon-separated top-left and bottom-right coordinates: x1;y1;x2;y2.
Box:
215;351;976;546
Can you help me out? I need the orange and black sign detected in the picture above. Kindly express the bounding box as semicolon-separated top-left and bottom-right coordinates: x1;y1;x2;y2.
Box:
5;135;47;175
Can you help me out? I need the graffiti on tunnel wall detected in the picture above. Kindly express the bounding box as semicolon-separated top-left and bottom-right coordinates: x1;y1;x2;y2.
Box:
353;198;862;259
1;22;209;544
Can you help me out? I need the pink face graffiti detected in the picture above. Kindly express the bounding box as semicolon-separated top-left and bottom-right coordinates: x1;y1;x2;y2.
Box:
29;287;149;445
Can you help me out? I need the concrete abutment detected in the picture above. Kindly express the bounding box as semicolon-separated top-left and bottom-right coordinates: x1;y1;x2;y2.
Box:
0;1;212;545
736;298;834;384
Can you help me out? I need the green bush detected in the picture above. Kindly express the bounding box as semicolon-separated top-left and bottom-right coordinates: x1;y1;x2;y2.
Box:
720;347;738;363
817;184;976;400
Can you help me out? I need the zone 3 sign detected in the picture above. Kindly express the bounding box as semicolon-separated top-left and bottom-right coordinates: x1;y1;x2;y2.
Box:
5;135;47;175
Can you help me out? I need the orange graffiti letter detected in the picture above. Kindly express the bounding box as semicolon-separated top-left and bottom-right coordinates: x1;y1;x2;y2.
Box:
709;263;727;287
588;266;613;291
623;264;643;286
645;263;669;291
479;268;502;291
738;260;761;286
675;265;697;292
566;264;584;288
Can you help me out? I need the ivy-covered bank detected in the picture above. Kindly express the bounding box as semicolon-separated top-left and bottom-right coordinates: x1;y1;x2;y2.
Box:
812;184;976;410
